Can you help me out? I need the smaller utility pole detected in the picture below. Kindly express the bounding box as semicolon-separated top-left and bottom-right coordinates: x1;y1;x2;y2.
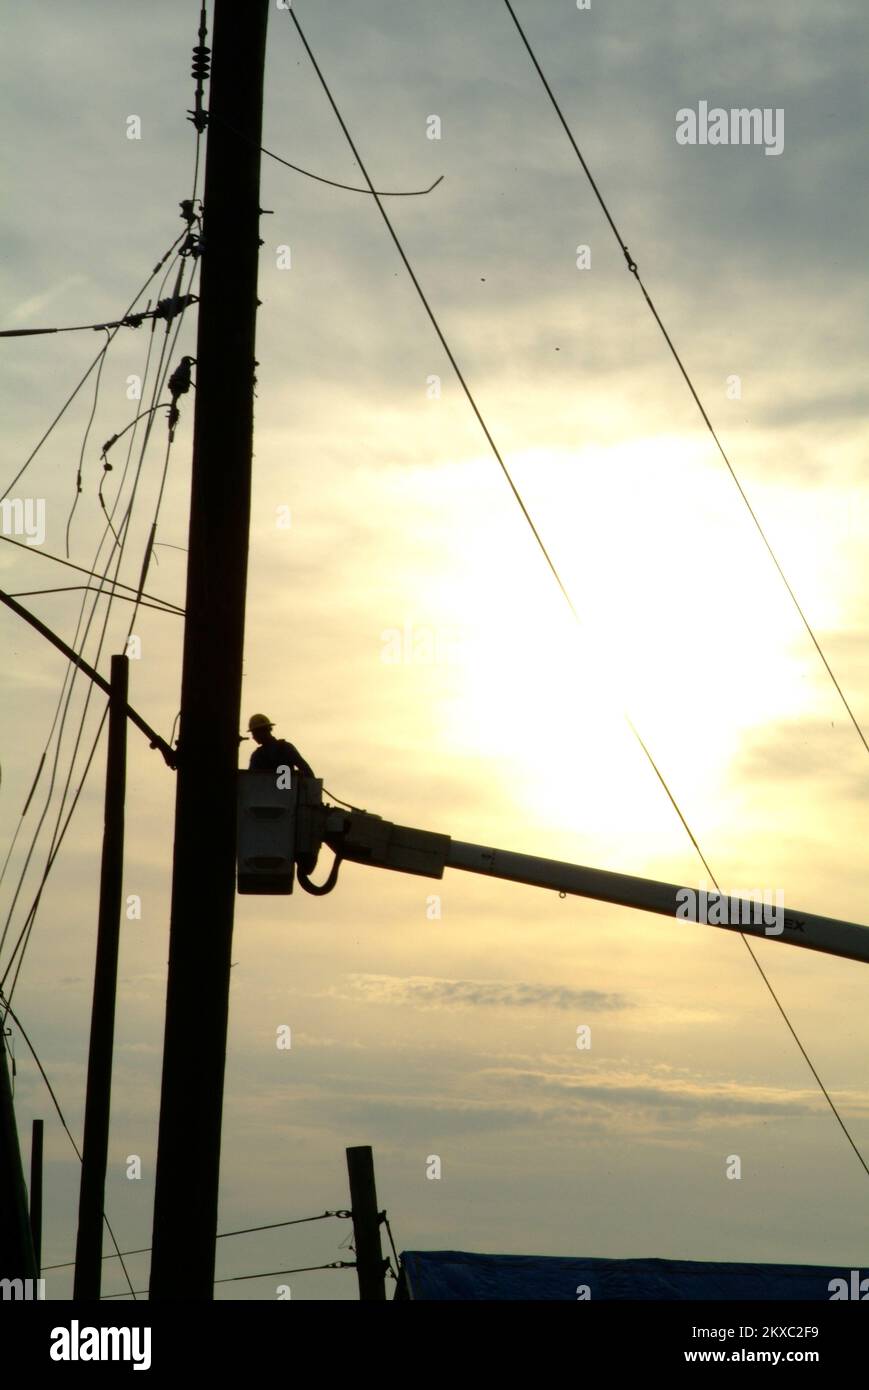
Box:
346;1145;387;1301
30;1119;44;1276
74;654;129;1300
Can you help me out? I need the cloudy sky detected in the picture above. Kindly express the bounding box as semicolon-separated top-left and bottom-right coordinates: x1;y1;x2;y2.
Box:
1;0;867;1301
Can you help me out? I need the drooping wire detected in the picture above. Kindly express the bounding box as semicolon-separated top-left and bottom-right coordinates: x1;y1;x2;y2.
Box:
283;7;714;895
1;256;198;1002
0;534;182;612
500;0;868;760
284;11;578;621
1;59;200;934
204;108;443;198
0;228;188;504
0;299;199;340
0;293;165;976
0;261;197;1004
5;586;182;617
0;755;46;896
261;140;443;197
0;250;195;992
0;334;187;940
124;265;199;637
283;8;869;1182
64;329;111;557
95;236;193;542
97;399;174;544
0;22;204;1288
735;934;869;1178
103;1262;354;1299
125;351;197;629
0;235;197;993
42;1211;352;1271
1;993;136;1299
498;0;869;1176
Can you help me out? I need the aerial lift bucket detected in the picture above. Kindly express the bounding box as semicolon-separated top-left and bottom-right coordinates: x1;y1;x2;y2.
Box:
236;772;326;894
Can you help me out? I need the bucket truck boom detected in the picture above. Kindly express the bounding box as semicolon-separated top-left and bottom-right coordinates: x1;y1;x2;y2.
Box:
237;773;869;967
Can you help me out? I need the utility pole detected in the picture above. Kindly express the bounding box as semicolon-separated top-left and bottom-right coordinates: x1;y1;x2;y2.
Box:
346;1146;387;1301
150;0;268;1300
74;653;129;1300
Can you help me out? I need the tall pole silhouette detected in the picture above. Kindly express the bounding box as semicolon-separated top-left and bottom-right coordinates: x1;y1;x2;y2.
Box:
150;0;269;1300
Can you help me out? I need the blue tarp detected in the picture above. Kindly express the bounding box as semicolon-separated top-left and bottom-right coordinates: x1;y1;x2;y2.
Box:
398;1250;854;1301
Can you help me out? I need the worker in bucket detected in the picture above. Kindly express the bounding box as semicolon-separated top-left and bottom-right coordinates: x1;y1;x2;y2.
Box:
246;713;315;779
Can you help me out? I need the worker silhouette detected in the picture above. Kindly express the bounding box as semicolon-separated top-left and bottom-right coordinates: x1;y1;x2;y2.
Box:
246;713;314;780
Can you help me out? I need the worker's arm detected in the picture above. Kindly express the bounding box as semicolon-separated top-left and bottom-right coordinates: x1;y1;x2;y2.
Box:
292;746;315;779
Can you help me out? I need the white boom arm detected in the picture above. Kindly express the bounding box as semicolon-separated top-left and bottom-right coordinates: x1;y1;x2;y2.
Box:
236;774;869;967
446;839;869;966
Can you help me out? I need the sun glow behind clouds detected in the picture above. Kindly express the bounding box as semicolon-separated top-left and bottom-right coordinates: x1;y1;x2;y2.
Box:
415;434;844;855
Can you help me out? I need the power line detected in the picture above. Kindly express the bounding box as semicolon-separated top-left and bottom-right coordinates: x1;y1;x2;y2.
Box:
0;229;189;503
0;262;196;1001
123;266;200;636
736;934;869;1180
0;253;194;994
282;6;711;893
5;586;182;618
284;7;869;1183
43;1210;352;1271
206;109;443;197
65;330;111;558
1;993;136;1299
500;0;869;759
102;1261;354;1300
0;16;205;1296
0;296;199;341
261;140;443;197
0;533;182;611
214;1261;354;1286
0;183;200;1001
284;11;578;624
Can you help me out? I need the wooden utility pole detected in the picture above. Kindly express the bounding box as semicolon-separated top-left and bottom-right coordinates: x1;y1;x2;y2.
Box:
346;1146;387;1301
149;0;268;1300
30;1119;43;1276
74;653;129;1299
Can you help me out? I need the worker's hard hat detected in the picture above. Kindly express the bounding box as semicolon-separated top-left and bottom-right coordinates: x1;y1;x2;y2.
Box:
247;713;273;732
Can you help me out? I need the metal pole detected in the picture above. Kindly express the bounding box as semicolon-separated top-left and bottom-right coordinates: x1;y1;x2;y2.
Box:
150;0;268;1300
30;1119;43;1277
346;1146;387;1301
73;653;128;1299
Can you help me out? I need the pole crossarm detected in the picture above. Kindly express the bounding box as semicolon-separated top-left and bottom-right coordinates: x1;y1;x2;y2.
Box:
0;590;176;768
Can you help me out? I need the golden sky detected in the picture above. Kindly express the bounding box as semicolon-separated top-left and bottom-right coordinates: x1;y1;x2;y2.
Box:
1;0;867;1299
